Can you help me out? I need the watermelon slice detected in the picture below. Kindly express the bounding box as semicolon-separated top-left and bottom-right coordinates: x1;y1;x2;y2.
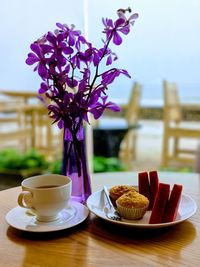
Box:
149;183;170;224
162;184;183;223
149;170;159;210
138;172;150;201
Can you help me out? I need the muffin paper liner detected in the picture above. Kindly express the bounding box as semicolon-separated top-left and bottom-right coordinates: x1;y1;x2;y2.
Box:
116;203;148;220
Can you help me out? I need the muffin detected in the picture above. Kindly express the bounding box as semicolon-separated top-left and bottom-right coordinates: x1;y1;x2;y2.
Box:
116;191;149;220
109;185;136;206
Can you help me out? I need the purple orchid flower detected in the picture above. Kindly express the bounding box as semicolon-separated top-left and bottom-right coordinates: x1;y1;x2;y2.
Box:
102;8;138;45
101;68;131;86
90;96;120;120
26;43;49;79
26;8;138;129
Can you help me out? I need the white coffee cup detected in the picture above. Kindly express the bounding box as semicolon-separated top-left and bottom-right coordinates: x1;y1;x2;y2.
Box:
18;174;72;222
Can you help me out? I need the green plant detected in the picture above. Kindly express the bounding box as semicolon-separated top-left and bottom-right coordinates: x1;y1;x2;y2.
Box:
49;156;126;174
50;159;62;174
0;148;48;170
93;156;126;173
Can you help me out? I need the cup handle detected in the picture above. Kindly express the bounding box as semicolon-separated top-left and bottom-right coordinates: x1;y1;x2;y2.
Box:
18;191;33;209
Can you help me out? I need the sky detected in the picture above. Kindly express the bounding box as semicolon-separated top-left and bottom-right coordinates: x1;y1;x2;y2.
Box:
0;0;200;105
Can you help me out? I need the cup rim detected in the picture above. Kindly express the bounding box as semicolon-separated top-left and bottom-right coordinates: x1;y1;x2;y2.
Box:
21;174;72;190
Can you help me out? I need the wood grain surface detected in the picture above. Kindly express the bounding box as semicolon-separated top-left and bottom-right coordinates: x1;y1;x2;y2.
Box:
0;172;199;267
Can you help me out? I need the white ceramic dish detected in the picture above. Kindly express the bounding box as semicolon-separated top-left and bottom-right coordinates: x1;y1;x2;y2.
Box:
6;201;89;232
87;189;197;229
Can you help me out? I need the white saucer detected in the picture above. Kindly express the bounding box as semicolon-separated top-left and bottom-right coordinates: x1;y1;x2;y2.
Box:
6;201;89;232
87;189;197;229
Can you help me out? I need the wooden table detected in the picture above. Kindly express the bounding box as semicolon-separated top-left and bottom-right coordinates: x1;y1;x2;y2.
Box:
0;172;200;267
0;90;38;103
0;103;46;148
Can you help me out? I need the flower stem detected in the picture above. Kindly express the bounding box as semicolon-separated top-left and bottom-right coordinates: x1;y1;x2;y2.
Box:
86;30;114;103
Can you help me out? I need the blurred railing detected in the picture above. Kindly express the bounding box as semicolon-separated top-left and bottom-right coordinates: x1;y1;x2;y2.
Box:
104;104;200;121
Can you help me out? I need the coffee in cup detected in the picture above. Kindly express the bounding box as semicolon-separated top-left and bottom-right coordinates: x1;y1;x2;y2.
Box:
18;174;72;222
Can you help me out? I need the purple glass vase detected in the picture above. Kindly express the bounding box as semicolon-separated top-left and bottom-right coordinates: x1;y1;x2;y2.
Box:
61;121;92;204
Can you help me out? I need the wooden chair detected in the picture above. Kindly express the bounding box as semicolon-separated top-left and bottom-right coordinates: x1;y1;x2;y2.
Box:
26;105;63;161
0;90;38;104
0;100;32;152
0;101;62;160
118;82;142;169
93;82;142;170
162;80;200;168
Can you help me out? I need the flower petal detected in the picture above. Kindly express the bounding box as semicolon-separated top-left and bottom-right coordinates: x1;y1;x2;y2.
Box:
129;13;139;20
113;31;122;45
58;120;64;129
106;55;112;66
120;69;131;78
118;26;130;35
41;44;53;53
62;46;74;55
38;63;47;78
114;18;125;28
30;44;41;56
38;82;49;94
106;101;121;112
90;106;104;120
46;31;57;44
25;53;39;65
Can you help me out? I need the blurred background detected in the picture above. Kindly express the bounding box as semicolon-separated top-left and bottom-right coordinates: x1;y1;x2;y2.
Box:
1;0;200;189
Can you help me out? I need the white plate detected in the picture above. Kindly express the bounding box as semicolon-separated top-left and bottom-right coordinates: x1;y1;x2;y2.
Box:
6;201;89;232
86;189;197;229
